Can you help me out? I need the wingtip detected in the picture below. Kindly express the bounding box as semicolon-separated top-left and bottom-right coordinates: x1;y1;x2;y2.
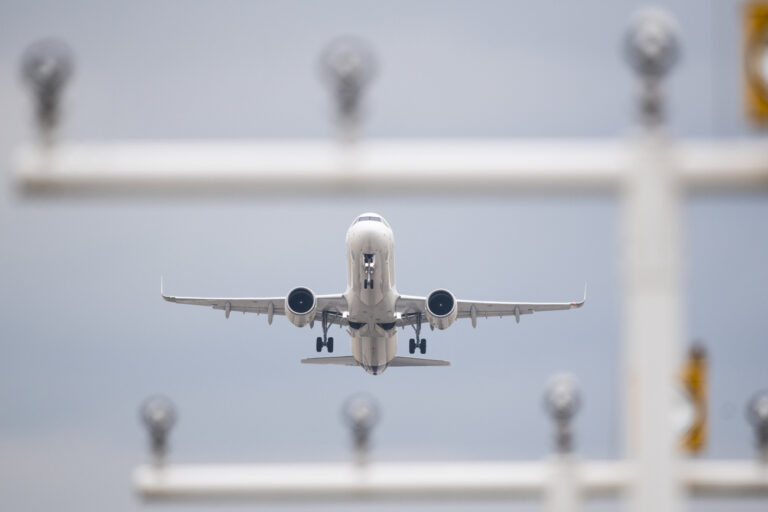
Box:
160;277;175;302
571;283;587;308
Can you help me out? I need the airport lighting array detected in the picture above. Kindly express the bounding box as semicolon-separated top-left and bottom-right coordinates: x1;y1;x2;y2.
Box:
13;8;768;512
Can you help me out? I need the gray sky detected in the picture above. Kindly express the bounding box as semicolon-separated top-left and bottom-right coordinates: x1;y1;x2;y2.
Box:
0;1;767;511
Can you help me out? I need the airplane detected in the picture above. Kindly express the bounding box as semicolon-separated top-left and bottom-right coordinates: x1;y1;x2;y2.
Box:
162;213;585;375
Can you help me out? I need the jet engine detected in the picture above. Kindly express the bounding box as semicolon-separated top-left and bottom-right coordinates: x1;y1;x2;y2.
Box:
285;287;316;327
425;289;457;330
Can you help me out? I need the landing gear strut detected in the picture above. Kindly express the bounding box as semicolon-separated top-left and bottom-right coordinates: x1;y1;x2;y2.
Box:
316;311;334;353
363;253;374;290
408;312;427;355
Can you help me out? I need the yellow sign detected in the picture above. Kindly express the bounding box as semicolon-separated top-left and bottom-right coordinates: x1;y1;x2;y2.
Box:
679;344;707;454
744;2;768;123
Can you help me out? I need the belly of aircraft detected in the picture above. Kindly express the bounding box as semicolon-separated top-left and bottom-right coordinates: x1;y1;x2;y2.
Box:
351;331;396;375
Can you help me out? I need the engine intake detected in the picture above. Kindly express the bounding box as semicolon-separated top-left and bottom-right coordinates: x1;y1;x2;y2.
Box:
425;289;457;330
285;287;317;327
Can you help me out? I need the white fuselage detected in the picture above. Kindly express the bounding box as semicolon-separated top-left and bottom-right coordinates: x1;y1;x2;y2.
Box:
344;217;398;375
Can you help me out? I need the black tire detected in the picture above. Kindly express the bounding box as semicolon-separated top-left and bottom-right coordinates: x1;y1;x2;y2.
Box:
369;280;374;289
363;280;368;289
409;338;415;354
316;337;323;352
327;337;334;353
419;338;427;354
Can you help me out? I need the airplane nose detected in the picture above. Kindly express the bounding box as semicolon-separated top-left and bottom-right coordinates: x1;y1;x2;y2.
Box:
358;223;390;244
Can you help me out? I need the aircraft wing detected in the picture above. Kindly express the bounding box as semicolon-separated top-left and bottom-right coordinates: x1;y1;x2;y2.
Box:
161;282;347;324
396;288;585;327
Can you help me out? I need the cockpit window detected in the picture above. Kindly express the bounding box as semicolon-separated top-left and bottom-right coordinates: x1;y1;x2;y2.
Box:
353;215;390;228
355;216;382;224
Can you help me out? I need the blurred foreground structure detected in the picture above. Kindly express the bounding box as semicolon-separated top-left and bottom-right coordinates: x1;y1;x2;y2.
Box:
11;7;768;512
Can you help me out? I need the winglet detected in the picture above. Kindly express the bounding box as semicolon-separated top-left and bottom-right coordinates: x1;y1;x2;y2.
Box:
161;277;175;302
571;283;587;308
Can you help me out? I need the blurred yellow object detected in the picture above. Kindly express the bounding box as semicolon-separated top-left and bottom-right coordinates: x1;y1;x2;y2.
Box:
680;344;708;454
744;2;768;123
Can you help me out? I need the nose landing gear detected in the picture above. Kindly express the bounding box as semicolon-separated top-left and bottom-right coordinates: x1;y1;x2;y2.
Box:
363;253;375;290
407;312;427;354
316;310;335;353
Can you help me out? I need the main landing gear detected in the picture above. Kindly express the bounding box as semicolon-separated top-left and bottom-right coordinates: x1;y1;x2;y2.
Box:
409;338;426;355
316;310;334;353
408;312;427;355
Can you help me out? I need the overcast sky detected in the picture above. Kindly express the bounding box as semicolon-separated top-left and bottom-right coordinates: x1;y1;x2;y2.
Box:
0;1;766;511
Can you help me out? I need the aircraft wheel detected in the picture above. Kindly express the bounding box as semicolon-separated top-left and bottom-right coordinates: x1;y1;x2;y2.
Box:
363;280;368;289
419;339;427;354
316;337;323;352
409;338;415;354
327;337;334;353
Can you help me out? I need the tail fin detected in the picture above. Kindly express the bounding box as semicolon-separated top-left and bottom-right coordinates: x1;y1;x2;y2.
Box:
301;356;359;366
388;356;450;367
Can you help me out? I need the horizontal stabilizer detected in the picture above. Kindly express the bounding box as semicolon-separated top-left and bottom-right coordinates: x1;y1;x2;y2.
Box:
301;356;359;366
388;356;450;367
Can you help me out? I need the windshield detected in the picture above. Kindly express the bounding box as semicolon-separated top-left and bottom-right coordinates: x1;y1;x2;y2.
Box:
352;214;390;228
355;215;381;223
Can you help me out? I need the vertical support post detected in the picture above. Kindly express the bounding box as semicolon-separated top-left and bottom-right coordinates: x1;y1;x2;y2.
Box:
623;131;682;512
623;9;682;512
546;455;579;512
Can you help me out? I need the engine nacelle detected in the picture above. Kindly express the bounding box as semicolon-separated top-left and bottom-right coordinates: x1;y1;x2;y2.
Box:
285;287;317;327
425;289;457;330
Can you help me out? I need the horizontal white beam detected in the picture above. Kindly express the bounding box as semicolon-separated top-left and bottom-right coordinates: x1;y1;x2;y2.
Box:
681;460;768;496
134;461;627;502
133;460;768;502
14;138;768;194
